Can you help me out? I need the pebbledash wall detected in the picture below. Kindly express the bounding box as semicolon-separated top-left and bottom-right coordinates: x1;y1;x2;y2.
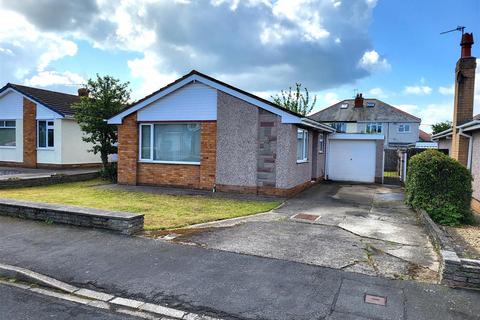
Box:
0;90;101;168
117;85;326;197
471;132;480;213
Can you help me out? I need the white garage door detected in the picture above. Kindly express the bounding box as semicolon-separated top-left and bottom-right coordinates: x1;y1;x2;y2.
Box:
328;139;376;183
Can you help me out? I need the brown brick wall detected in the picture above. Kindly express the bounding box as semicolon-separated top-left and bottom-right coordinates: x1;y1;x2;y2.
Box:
117;113;138;185
117;115;217;190
22;98;36;168
472;197;480;215
451;57;476;166
199;122;216;189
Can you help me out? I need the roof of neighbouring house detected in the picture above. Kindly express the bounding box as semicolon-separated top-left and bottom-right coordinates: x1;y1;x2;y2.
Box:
418;129;432;142
309;98;421;123
0;83;80;117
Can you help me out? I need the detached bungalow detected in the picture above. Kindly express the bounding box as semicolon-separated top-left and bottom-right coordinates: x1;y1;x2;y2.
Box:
0;84;101;168
108;70;334;196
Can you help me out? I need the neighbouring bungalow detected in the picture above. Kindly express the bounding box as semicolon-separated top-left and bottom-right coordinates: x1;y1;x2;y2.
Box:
432;32;479;213
0;84;101;168
108;70;336;196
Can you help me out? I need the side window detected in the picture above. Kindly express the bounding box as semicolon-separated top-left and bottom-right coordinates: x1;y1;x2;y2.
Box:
296;129;308;162
38;120;54;148
318;133;324;154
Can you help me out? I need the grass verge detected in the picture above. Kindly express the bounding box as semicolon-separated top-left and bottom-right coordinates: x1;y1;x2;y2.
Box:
0;179;281;231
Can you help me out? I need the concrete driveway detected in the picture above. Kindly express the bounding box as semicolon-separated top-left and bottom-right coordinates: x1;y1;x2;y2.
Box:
172;182;439;281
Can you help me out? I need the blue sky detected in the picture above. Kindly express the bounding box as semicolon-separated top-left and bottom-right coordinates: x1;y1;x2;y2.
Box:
0;0;478;132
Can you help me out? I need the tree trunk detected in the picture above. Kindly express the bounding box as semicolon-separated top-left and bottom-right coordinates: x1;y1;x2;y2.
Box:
100;151;109;169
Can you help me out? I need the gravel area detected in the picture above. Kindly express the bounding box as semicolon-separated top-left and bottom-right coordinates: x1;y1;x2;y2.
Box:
446;223;480;259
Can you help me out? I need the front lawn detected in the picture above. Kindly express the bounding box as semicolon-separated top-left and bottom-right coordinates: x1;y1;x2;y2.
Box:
0;179;281;230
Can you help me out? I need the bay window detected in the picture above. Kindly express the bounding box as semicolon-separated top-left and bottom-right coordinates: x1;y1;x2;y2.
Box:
38;120;54;148
0;120;16;147
296;128;308;163
140;123;201;164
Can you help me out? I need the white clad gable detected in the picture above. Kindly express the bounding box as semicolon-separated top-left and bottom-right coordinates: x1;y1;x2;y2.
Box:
137;82;217;121
0;91;23;119
36;104;62;119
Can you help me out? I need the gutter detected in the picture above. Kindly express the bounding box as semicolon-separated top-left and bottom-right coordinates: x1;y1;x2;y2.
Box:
301;118;335;133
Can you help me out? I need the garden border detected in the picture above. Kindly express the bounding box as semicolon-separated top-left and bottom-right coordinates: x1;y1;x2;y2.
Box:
418;208;480;289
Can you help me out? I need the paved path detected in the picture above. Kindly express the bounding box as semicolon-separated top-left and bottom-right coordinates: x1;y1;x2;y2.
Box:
0;216;478;320
0;284;137;320
176;183;439;280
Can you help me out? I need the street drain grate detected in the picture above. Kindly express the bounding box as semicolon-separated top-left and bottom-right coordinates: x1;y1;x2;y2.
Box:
364;294;387;306
292;213;319;222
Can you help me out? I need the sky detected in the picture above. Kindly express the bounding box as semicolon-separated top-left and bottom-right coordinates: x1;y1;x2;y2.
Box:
0;0;479;133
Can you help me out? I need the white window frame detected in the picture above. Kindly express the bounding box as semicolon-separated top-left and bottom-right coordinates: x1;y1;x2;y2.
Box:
0;120;16;148
398;123;411;133
332;122;347;133
138;123;201;165
318;133;324;154
297;128;309;163
366;122;383;134
37;120;55;149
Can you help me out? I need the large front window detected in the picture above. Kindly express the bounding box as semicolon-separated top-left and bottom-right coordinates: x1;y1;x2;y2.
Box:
296;128;308;163
38;120;54;148
0;120;16;147
140;123;201;164
366;122;383;134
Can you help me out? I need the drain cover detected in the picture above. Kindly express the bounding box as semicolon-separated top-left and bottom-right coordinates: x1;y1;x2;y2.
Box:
365;294;387;306
292;213;319;221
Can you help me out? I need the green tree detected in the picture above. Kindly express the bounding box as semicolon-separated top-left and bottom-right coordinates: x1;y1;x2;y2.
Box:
431;121;452;135
73;75;130;171
271;83;317;116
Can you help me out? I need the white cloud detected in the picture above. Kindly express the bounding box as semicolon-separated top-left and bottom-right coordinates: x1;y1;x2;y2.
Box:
368;87;388;98
324;92;340;105
24;71;85;87
396;103;453;133
358;50;391;73
1;0;379;93
438;84;455;95
404;85;432;95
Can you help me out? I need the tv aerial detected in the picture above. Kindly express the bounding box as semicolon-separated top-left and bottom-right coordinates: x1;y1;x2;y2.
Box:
440;26;465;35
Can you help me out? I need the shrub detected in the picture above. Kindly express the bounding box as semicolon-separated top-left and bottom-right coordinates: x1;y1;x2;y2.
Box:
100;162;117;183
405;149;472;226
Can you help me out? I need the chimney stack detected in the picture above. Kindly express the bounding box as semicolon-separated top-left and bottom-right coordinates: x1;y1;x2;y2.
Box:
77;88;89;97
354;93;364;108
451;32;476;166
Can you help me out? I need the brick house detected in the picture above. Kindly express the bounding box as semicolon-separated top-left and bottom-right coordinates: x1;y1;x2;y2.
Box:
0;84;102;168
432;32;479;213
108;70;335;196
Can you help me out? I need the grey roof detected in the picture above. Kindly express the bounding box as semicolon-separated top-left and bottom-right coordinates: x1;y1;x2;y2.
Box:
0;83;80;117
309;98;421;123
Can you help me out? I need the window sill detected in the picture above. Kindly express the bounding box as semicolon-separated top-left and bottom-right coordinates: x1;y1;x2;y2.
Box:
296;159;308;164
0;146;16;149
37;148;55;151
139;160;200;166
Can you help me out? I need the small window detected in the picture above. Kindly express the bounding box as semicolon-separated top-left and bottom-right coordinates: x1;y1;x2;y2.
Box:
340;103;349;109
398;124;411;133
296;129;308;162
331;122;346;133
366;122;383;134
140;124;152;160
366;102;376;107
0;120;16;147
318;133;324;154
38;120;54;148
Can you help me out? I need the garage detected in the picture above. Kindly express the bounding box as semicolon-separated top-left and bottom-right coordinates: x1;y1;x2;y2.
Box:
326;134;384;183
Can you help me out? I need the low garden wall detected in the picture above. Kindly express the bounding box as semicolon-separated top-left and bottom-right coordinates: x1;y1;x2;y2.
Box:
418;209;480;289
0;198;143;235
0;171;99;189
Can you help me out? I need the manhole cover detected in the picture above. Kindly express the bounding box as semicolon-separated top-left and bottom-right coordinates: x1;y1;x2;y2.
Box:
365;294;387;306
292;213;319;222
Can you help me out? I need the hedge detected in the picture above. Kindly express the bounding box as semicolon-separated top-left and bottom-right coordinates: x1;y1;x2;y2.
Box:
405;149;472;226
